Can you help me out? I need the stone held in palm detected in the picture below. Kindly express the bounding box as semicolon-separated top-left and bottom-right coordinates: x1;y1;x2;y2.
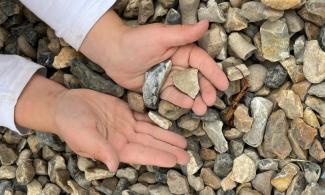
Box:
173;68;200;99
143;60;172;109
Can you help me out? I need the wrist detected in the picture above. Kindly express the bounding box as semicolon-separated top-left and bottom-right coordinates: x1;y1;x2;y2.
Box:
15;74;68;134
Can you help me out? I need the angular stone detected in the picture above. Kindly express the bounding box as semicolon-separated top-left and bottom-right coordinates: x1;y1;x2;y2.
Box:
199;186;215;195
143;60;172;109
304;107;320;128
298;6;325;27
67;180;87;195
151;2;168;22
302;183;325;195
306;0;325;18
181;150;203;175
305;96;325;118
303;40;325;83
264;65;288;89
256;86;271;96
220;172;237;192
179;0;200;24
148;111;172;130
16;161;35;185
247;64;267;92
123;0;139;18
240;1;283;22
261;0;301;10
224;8;248;33
280;56;305;83
234;104;253;133
226;64;250;81
263;110;292;159
243;97;273;147
198;26;227;59
277;90;303;119
138;172;155;184
309;139;325;162
294;35;306;65
33;159;47;175
198;0;225;23
202;120;228;153
292;81;311;101
231;154;256;183
165;8;181;25
228;32;256;60
288;128;308;160
167;170;189;194
291;118;317;150
271;163;299;192
173;68;199;99
158;100;188;121
138;0;154;24
189;109;220;122
319;26;325;51
252;171;275;195
287;172;306;195
42;183;61;195
0;166;16;179
177;114;200;131
127;91;145;113
35;132;64;151
258;159;279;171
213;153;233;179
188;175;204;192
308;82;325;98
71;60;124;97
224;128;243;140
261;20;290;62
0;144;17;165
116;167;138;184
27;180;42;195
301;162;321;184
305;22;320;40
200;168;221;190
52;47;79;69
285;10;304;33
84;168;115;181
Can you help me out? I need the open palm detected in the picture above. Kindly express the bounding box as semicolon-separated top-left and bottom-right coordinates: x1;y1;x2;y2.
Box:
54;89;189;172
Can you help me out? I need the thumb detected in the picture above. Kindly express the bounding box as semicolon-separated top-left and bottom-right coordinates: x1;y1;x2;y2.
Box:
159;20;209;47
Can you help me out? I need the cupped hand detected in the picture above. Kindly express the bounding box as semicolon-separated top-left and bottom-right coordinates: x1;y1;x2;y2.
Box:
53;89;189;172
80;10;229;116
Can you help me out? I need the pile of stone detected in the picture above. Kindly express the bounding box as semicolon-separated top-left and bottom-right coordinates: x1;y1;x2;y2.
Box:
0;0;325;194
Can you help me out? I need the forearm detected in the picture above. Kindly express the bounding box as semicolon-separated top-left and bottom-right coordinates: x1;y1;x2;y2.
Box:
15;74;67;134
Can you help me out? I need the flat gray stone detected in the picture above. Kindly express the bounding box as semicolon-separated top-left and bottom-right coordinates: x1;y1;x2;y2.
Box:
202;120;228;153
173;68;199;99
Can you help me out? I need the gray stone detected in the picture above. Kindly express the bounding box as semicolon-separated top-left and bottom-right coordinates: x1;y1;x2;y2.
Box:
16;161;35;185
303;40;325;83
287;172;306;195
252;171;275;195
199;26;227;59
202;120;228;153
261;20;290;62
226;64;250;81
228;32;256;60
319;26;325;51
179;0;200;24
224;8;248;33
198;0;225;23
177;114;200;131
258;159;279;171
116;167;138;184
148;111;172;130
173;68;200;99
243;97;273;147
165;8;181;25
229;140;244;157
240;1;283;22
306;0;325;18
189;108;220;122
308;82;325;97
0;144;17;165
294;35;306;64
231;154;256;183
0;180;11;195
213;153;233;179
247;64;267;92
35;132;64;151
167;170;190;194
181;150;203;175
123;0;139;18
143;60;172;109
264;65;288;89
301;162;321;184
188;175;204;192
148;185;172;195
71;60;124;97
285;10;305;33
302;183;325;195
263;110;292;159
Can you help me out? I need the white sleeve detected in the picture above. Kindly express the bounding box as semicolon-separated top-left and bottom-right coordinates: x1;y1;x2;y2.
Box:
0;55;46;134
20;0;117;50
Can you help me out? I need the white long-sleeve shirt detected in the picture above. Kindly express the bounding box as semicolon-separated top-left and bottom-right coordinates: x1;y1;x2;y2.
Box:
0;0;116;134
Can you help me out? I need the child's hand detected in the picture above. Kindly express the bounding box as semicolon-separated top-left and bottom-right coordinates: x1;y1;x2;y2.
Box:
80;10;229;115
15;75;189;172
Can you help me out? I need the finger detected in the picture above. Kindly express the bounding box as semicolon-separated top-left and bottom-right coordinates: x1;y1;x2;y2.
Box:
192;95;208;116
133;112;153;123
199;76;217;106
119;143;177;167
158;20;209;47
135;121;187;148
189;46;229;91
160;85;194;109
129;133;190;165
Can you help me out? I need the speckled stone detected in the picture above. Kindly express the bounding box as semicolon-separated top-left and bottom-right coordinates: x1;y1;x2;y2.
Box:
264;65;288;89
